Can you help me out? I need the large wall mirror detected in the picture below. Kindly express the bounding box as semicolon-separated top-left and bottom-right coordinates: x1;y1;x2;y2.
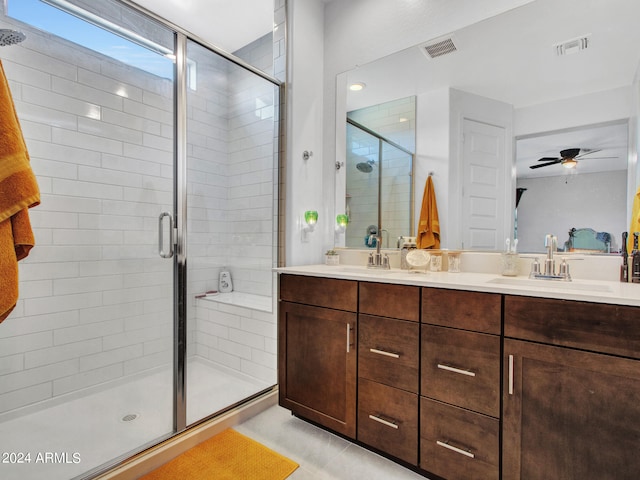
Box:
334;0;640;254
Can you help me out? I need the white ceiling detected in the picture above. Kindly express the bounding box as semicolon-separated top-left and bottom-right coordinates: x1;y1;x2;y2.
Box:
344;0;640;178
132;0;273;53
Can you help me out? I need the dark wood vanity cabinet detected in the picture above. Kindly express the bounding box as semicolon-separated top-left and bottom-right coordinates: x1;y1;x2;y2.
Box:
420;288;502;480
279;274;640;480
278;275;358;438
357;282;420;465
503;296;640;480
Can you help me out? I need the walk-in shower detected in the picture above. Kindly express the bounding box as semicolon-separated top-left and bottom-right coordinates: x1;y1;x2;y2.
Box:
0;1;281;479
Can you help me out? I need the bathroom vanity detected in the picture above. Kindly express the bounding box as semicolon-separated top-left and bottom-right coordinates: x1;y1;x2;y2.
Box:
277;265;640;480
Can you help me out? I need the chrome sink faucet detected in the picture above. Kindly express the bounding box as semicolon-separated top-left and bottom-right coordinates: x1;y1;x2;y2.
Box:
530;233;571;281
367;234;390;269
543;234;557;276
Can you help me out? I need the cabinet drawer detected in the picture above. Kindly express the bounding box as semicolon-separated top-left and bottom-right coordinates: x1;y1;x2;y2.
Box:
504;295;640;359
359;315;419;393
421;325;500;417
422;288;501;334
359;282;420;322
280;274;357;312
420;397;499;480
358;378;418;466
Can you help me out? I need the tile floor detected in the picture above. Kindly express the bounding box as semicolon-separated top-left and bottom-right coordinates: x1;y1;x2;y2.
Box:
235;405;430;480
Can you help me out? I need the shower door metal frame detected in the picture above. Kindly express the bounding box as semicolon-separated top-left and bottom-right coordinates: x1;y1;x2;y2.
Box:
173;31;188;433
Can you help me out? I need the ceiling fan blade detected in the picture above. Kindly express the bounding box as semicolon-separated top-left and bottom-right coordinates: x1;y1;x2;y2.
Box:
530;160;561;169
537;157;560;162
572;156;617;160
575;149;602;158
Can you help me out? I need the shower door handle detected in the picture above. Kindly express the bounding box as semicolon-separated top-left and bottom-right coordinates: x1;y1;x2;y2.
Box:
158;212;174;258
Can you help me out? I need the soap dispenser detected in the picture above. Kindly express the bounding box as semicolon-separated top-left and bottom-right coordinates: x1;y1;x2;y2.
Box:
219;268;233;293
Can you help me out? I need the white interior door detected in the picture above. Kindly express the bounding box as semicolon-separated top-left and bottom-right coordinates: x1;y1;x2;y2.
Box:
461;118;507;250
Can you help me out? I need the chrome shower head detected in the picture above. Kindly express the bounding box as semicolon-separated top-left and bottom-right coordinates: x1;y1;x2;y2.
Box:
356;160;375;173
0;30;26;47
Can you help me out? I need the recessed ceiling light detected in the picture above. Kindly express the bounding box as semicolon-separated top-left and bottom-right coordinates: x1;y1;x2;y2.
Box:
349;82;366;91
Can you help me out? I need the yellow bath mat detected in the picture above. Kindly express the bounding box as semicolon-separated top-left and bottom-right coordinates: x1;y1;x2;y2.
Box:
141;429;298;480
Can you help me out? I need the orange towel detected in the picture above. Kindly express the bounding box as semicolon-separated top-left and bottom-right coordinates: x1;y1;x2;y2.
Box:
416;175;440;249
0;60;40;323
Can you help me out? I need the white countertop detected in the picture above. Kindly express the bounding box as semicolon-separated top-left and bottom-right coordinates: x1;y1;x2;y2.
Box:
275;264;640;307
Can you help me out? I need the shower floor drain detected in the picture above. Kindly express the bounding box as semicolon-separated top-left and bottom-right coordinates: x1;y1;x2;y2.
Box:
120;413;140;422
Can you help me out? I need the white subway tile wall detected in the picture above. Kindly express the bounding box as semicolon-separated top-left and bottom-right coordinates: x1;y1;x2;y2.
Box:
0;10;277;415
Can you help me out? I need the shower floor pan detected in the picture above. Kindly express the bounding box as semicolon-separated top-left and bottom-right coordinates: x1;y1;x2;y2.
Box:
0;358;270;480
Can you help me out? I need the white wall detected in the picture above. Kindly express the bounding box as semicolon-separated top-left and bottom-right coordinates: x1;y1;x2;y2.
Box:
514;86;634;137
286;0;326;264
516;171;627;253
415;88;451;245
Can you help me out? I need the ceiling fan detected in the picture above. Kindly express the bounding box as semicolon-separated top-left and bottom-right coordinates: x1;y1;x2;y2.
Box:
529;148;614;170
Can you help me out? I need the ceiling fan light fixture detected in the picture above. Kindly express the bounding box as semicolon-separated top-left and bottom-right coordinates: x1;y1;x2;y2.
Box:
562;158;577;169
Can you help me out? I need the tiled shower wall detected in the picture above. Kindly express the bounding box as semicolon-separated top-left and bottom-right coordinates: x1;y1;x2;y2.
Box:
0;8;277;414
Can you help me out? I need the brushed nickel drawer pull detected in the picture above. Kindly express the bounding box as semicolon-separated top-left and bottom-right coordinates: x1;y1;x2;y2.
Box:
346;324;351;353
437;363;476;377
436;440;475;458
368;414;399;429
370;348;400;359
508;354;514;395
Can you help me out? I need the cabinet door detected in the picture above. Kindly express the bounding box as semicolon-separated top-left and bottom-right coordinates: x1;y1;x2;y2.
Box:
504;339;640;480
278;302;357;438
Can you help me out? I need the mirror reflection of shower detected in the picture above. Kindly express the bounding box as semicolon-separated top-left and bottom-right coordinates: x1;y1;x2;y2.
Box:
345;116;414;249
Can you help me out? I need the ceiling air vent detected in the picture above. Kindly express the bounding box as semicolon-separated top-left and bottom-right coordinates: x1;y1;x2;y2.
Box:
554;35;590;56
420;36;457;59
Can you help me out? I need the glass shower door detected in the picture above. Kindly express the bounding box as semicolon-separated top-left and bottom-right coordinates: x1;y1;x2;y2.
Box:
0;2;177;478
183;39;279;426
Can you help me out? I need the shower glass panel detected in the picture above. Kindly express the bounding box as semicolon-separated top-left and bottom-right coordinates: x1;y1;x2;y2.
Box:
345;121;413;249
345;123;380;248
0;1;176;478
380;142;413;245
184;39;278;426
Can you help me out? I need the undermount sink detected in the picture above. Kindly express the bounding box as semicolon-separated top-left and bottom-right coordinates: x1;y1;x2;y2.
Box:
487;276;612;293
334;266;397;275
